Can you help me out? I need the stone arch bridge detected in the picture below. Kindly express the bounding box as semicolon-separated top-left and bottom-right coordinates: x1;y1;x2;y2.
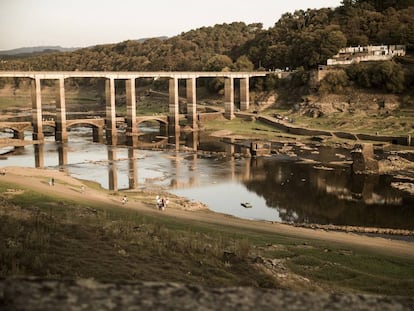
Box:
0;116;170;143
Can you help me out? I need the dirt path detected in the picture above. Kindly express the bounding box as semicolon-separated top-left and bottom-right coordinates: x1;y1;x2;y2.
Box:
2;166;414;259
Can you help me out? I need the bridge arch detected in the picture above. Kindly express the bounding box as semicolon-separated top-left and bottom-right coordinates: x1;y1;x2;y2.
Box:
0;122;32;140
135;116;169;144
66;119;105;143
136;116;168;127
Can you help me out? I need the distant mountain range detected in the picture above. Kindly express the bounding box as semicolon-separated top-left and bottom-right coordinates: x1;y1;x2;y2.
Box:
0;46;79;56
0;37;169;57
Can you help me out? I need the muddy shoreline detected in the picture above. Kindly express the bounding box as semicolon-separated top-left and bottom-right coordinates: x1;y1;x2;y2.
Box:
291;223;414;241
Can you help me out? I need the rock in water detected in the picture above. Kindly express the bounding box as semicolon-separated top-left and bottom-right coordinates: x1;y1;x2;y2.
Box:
351;144;379;174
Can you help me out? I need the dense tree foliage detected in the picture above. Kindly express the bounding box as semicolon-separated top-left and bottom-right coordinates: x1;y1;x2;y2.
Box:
318;70;349;94
342;0;414;11
345;60;406;92
0;22;260;73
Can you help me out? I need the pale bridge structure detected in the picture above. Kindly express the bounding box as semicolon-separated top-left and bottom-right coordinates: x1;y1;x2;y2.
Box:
0;71;267;145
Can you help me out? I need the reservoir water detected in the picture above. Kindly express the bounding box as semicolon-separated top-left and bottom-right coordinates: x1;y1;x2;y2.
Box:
1;128;414;230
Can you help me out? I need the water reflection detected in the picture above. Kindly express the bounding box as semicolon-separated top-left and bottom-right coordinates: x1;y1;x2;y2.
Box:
128;147;138;190
3;127;414;229
242;158;414;229
57;143;68;172
34;144;44;169
107;145;118;192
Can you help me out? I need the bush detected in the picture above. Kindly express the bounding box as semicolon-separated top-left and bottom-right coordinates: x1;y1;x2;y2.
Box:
346;61;406;93
318;70;349;94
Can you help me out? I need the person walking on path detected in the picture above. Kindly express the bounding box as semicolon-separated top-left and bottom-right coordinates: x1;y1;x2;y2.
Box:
122;195;128;205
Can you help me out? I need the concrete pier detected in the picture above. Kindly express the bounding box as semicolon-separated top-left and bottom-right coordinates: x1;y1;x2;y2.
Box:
126;78;137;146
105;78;117;145
240;78;249;111
186;77;197;129
224;77;235;119
55;78;67;142
168;77;179;130
31;78;44;141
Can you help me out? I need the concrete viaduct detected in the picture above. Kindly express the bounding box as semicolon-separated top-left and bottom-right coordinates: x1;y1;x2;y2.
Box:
0;71;267;145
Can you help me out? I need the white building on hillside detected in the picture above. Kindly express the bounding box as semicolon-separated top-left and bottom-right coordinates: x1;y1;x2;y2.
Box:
327;45;406;66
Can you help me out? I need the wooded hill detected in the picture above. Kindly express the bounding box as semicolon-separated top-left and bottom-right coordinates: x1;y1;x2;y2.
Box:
1;0;413;96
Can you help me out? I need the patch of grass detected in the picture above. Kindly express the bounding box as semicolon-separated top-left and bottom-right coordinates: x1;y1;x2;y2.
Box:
286;246;414;296
264;248;297;259
206;117;281;138
275;110;414;136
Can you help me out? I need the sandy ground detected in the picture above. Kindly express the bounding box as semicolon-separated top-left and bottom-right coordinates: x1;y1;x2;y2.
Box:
2;166;414;259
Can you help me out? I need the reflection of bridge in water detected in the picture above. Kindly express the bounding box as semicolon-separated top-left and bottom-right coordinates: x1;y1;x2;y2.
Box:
0;71;267;145
14;130;414;229
30;129;254;192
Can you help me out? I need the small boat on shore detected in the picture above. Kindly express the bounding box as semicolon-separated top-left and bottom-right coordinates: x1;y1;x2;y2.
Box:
241;202;252;208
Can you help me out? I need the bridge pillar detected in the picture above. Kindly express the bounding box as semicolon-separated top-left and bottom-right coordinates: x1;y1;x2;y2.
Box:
126;78;138;146
93;126;104;143
186;77;197;129
31;77;44;141
224;77;235;120
240;77;249;111
55;78;68;142
105;78;117;145
168;77;179;130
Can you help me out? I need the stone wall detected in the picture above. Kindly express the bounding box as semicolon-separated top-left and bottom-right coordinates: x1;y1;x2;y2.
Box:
255;115;412;147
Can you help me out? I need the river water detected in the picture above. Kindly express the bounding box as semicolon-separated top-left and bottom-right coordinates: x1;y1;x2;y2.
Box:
1;127;414;230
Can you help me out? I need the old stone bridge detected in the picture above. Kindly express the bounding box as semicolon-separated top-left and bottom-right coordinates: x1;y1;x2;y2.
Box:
0;116;169;144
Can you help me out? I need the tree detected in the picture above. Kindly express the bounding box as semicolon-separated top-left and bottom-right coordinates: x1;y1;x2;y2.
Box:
346;61;406;93
233;56;254;71
318;70;349;94
372;61;405;93
204;55;233;71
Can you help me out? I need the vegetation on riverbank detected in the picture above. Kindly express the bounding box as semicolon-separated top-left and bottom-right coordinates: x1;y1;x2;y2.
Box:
262;107;414;136
1;179;414;297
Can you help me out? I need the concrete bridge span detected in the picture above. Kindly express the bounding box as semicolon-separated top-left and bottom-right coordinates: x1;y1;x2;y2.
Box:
0;71;267;145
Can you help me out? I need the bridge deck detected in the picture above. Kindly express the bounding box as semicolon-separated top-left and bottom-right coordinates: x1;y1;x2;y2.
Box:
0;71;268;79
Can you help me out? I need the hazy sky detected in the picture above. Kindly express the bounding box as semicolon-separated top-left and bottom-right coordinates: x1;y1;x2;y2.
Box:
0;0;342;51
